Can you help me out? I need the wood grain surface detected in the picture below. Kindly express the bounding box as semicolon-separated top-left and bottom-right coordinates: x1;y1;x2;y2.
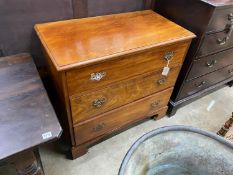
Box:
74;89;171;145
66;41;190;95
70;68;178;124
35;10;195;71
70;105;168;159
0;54;62;160
36;10;194;159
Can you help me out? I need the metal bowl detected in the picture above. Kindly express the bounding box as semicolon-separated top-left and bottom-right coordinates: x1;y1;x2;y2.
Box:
119;125;233;175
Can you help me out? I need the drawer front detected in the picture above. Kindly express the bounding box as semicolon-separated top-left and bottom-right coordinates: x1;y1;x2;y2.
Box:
207;8;233;32
66;41;190;95
188;48;233;80
197;31;233;57
70;67;179;124
178;64;233;100
74;89;171;145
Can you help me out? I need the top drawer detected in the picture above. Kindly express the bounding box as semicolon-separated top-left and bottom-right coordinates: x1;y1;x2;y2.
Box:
197;30;233;57
66;41;190;95
208;7;233;32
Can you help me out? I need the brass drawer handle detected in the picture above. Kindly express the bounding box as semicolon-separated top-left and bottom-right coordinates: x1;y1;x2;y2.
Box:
164;51;174;61
217;37;227;45
90;72;106;81
228;69;233;74
151;100;160;108
157;77;167;85
228;13;233;22
206;60;217;68
92;123;106;132
217;23;233;45
92;97;106;108
195;81;206;88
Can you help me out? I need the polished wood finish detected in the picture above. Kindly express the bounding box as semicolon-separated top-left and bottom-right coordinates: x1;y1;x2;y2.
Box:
70;67;180;124
43;48;76;146
0;54;62;174
35;10;194;159
155;0;233;116
0;0;154;69
74;88;172;145
66;42;188;95
71;106;168;159
35;10;193;71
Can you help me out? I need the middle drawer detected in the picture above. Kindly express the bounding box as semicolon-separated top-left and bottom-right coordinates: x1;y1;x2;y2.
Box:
188;47;233;80
70;67;179;124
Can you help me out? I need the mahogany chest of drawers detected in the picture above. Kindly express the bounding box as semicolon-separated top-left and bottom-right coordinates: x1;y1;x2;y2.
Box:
155;0;233;116
35;10;194;159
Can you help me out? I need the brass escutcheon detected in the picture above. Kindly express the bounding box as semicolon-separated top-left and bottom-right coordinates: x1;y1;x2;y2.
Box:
92;97;107;108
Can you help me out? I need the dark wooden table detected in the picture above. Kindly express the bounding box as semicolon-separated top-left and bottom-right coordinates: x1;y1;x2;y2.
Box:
0;53;62;175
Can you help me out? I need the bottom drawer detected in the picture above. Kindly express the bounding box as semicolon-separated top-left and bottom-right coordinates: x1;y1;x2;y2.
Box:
178;64;233;100
74;88;172;145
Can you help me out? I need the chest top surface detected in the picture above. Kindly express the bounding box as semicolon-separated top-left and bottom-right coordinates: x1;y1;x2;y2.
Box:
35;10;195;71
202;0;233;6
0;54;62;160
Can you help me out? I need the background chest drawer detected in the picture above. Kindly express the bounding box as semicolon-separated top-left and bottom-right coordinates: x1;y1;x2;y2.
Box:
154;0;233;117
197;30;233;57
66;41;189;95
178;64;233;100
188;48;233;80
74;89;171;145
207;7;233;32
70;69;177;124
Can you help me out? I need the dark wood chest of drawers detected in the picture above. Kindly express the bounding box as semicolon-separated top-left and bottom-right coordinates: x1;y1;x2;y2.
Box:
155;0;233;116
35;10;194;159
